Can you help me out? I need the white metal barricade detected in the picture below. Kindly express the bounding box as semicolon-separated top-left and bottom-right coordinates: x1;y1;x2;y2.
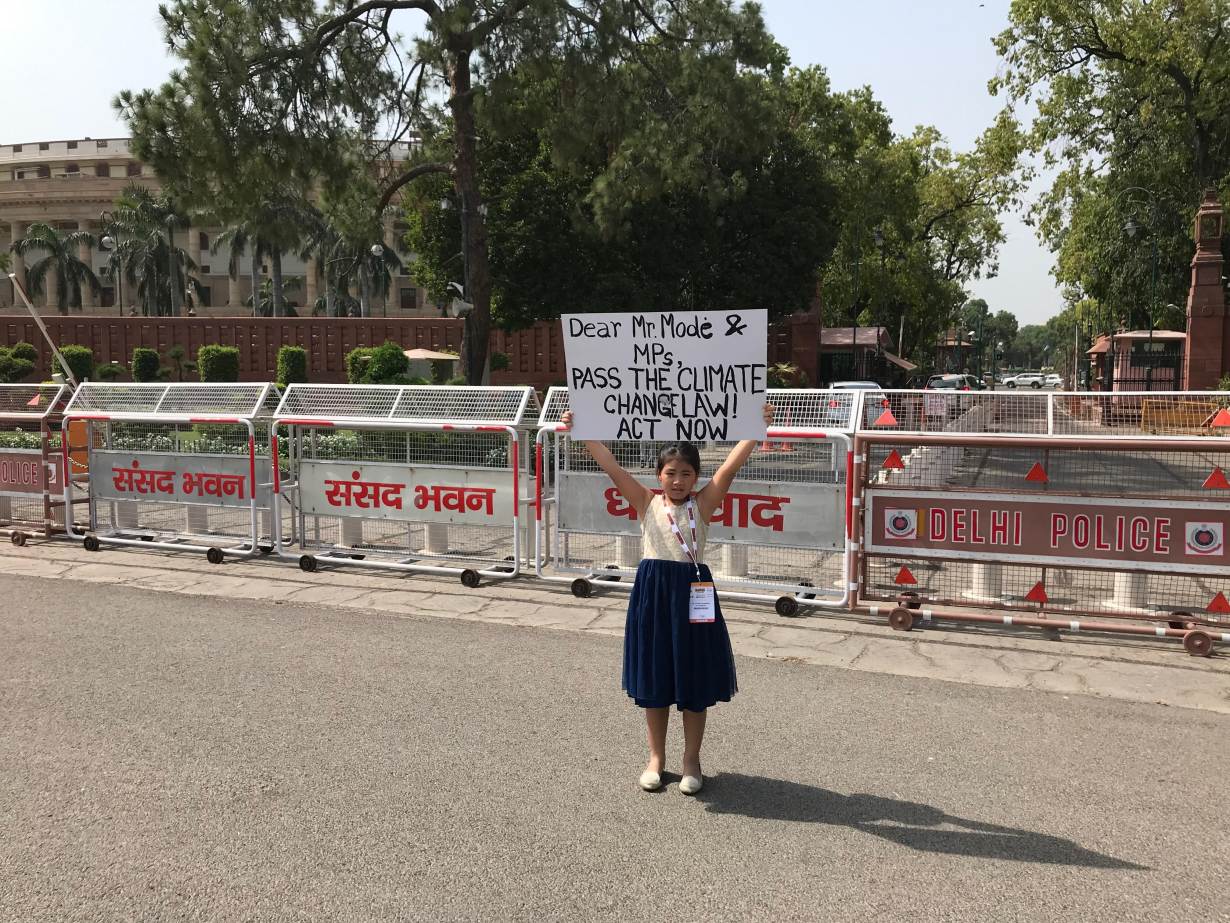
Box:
62;383;281;563
0;384;70;545
535;387;855;614
272;384;540;586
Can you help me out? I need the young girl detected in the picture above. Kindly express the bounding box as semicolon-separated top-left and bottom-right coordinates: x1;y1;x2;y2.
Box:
561;404;774;794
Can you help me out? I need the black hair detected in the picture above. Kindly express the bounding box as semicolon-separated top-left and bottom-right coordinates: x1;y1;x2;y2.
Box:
656;442;701;475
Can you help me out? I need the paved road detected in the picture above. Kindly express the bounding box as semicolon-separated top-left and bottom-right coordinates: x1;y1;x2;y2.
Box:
2;574;1227;922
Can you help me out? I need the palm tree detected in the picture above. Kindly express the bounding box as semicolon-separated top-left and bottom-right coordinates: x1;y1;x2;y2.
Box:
212;222;271;317
10;222;100;314
103;186;197;316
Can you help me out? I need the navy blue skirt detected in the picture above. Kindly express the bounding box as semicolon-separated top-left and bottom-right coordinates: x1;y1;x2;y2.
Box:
622;559;738;712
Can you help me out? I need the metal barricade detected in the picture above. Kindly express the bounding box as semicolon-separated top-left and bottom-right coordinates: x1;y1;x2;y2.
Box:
272;384;539;586
535;387;855;613
62;383;281;563
853;389;1230;655
0;384;70;545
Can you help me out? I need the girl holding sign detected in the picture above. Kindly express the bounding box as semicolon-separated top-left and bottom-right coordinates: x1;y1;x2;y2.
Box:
560;403;774;795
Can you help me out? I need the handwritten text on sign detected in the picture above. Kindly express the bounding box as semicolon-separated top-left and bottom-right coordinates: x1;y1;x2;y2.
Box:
562;310;768;441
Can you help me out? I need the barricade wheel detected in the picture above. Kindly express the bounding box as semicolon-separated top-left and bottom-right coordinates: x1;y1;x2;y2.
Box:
259;544;273;556
571;578;592;599
775;596;799;617
796;580;816;600
1183;630;1214;657
460;569;482;589
11;531;27;547
206;547;225;565
888;607;915;631
299;555;318;573
139;535;153;542
83;535;101;552
897;590;922;610
1168;611;1196;631
597;564;622;583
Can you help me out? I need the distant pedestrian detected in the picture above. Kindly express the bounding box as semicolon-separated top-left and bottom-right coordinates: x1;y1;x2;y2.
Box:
560;402;774;795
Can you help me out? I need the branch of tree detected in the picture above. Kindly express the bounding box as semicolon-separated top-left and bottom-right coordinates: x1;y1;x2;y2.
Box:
378;162;454;211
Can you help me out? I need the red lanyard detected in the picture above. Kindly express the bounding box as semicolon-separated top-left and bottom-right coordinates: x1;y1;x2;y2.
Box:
664;496;701;575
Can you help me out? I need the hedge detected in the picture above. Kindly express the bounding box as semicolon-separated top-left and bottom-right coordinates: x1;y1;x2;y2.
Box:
59;345;95;383
10;342;37;363
276;345;308;387
197;345;240;382
131;347;161;382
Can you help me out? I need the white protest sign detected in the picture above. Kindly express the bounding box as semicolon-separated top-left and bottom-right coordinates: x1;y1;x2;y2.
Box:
563;309;768;441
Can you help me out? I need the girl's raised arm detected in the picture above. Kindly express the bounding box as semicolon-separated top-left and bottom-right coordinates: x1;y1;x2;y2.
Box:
560;411;654;515
697;403;775;521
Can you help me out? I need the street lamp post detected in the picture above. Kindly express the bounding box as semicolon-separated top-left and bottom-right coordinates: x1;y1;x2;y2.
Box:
99;231;123;318
1116;185;1164;389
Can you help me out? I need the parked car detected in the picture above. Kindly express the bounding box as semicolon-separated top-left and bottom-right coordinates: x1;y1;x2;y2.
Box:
924;373;983;391
1004;372;1045;389
823;381;883;426
829;380;883;390
1044;373;1064;389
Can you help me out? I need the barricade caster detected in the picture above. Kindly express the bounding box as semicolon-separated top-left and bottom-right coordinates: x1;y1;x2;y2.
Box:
206;547;225;565
460;569;481;589
571;578;592;598
299;555;318;573
775;596;799;617
10;531;27;547
888;607;915;631
1183;630;1214;657
83;535;101;552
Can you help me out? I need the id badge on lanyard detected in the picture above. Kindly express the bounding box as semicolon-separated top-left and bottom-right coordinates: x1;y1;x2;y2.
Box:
666;498;717;624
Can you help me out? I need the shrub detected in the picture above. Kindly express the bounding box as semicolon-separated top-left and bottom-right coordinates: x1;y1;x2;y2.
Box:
365;341;409;384
489;351;510;372
59;345;94;383
96;363;124;381
345;347;373;384
197;345;240;382
10;341;38;363
276;345;308;387
131;347;161;382
0;347;34;383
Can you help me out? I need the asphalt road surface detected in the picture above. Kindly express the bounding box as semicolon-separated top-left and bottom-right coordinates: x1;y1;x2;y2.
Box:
2;574;1226;922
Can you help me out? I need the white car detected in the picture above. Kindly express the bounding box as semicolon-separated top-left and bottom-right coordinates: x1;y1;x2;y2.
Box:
1005;372;1044;389
1044;373;1064;389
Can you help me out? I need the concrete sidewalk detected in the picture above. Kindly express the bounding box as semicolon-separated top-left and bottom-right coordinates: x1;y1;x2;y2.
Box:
2;538;1227;714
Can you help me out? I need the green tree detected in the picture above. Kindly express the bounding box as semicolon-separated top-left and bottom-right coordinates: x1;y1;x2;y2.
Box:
10;223;101;314
120;0;788;384
992;1;1230;329
102;186;200;317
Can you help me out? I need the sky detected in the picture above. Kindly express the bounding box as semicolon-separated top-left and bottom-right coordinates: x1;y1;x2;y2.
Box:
2;0;1057;326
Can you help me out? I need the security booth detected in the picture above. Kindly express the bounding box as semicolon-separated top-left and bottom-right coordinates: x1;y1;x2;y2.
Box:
534;387;856;615
271;384;540;586
62;382;281;563
0;384;70;545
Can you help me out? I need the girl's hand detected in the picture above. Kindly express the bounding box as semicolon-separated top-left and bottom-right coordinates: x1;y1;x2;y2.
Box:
763;402;775;427
559;410;573;432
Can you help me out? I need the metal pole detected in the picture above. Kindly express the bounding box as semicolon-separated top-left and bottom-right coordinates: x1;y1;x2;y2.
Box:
7;272;78;386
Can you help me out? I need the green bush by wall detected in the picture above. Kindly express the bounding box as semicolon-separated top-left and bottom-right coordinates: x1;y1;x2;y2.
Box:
197;345;240;382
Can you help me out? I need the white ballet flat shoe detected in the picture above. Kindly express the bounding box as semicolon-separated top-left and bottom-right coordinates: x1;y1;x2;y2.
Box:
679;774;703;795
638;769;663;791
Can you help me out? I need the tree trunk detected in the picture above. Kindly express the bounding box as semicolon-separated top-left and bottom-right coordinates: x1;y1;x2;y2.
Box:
249;246;262;317
449;49;491;386
271;249;285;317
359;269;371;318
168;228;182;317
324;266;335;318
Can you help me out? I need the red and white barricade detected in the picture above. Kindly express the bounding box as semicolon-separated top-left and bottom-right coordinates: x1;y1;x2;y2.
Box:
271;384;539;586
62;383;281;563
0;384;70;545
852;388;1230;655
534;388;857;613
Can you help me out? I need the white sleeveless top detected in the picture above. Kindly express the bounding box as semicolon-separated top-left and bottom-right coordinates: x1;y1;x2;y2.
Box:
640;494;709;564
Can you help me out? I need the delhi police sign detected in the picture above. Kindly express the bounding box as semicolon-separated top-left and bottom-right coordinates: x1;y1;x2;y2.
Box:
562;309;768;442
